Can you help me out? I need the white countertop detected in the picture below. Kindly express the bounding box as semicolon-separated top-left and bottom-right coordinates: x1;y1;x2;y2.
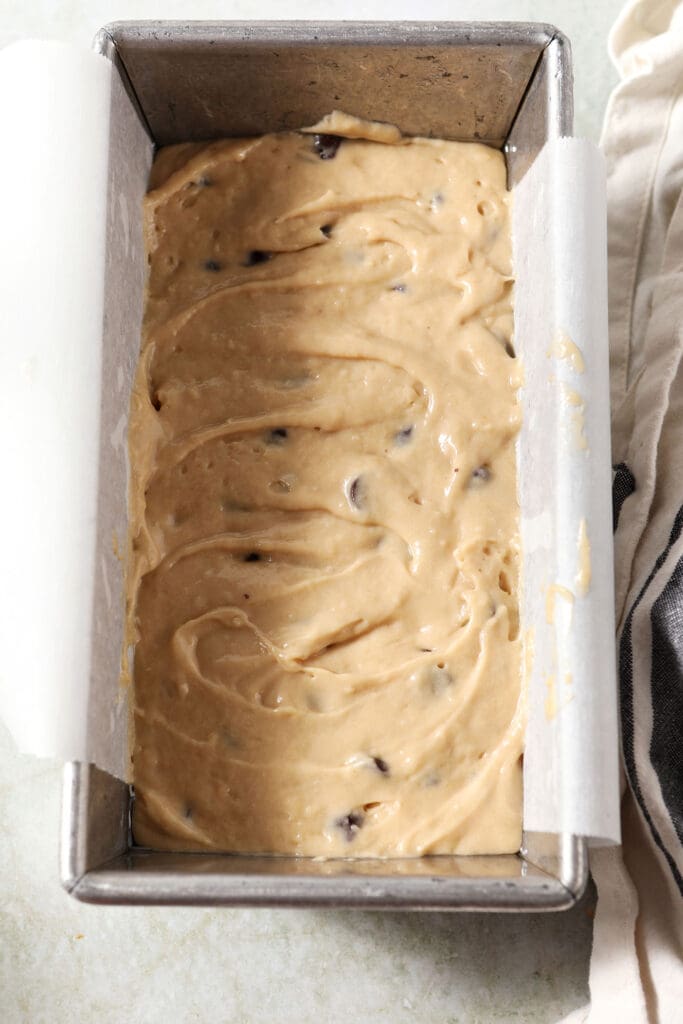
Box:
0;2;622;1021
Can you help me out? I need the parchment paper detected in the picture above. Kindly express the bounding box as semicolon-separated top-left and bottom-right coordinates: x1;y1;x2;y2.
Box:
515;138;621;845
0;41;120;772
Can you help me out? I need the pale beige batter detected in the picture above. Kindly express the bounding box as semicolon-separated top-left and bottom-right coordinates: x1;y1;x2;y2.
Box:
128;114;523;856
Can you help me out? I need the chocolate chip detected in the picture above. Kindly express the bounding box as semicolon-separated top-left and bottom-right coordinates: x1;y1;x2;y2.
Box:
372;756;390;775
150;391;162;411
267;427;288;444
313;134;342;160
423;772;441;787
306;692;322;712
321;224;334;238
221;730;240;750
203;259;221;272
335;810;364;841
244;250;271;266
429;665;453;695
347;476;366;511
390;283;407;293
244;552;261;562
505;341;516;358
471;465;492;485
394;425;413;445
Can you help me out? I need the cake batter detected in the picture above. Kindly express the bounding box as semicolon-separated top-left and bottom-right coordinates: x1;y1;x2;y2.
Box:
128;114;523;855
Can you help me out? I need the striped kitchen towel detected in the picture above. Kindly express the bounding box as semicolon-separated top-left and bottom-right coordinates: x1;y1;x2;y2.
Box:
563;1;683;1021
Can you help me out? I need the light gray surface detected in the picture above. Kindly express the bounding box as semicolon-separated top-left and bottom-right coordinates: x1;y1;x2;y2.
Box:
1;722;596;1023
0;1;620;1021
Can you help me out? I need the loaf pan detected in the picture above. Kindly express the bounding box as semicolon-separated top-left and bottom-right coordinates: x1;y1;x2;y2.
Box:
61;20;590;910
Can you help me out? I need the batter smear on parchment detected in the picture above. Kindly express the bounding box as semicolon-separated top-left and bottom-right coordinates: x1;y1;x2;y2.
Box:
127;113;523;856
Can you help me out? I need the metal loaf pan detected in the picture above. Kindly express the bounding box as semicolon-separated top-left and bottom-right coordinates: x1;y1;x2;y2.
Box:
61;20;586;910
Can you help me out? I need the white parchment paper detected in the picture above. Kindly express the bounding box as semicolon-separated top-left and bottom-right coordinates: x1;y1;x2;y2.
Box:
0;42;115;767
515;138;621;845
0;42;621;843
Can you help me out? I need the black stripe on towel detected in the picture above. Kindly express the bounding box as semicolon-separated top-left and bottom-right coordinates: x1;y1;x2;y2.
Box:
613;462;636;530
650;554;683;846
619;503;683;894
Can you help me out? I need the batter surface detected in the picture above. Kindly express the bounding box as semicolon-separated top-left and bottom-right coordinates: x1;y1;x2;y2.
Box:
128;114;523;855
